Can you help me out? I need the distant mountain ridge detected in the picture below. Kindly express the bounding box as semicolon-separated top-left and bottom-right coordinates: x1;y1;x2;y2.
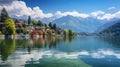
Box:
13;15;120;34
51;15;107;33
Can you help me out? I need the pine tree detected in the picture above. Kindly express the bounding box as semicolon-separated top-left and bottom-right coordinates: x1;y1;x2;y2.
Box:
48;22;52;28
53;24;57;31
28;16;31;25
69;29;73;36
0;8;9;22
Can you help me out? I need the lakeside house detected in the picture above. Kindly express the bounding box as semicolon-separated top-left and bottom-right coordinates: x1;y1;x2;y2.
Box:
0;18;69;38
14;19;45;35
27;24;34;32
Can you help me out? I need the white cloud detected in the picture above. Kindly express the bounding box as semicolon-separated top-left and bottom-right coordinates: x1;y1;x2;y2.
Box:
3;49;120;67
5;49;120;67
54;11;89;18
55;10;120;20
31;6;53;18
97;11;120;20
90;10;120;20
0;1;120;21
91;10;105;17
97;13;113;20
13;49;120;60
0;1;53;19
1;1;89;20
108;6;116;10
91;53;104;58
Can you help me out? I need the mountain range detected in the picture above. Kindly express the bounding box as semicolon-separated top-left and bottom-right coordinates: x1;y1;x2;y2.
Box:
16;15;120;34
51;15;108;33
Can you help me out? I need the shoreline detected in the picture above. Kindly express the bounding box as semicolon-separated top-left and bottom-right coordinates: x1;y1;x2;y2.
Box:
0;34;64;39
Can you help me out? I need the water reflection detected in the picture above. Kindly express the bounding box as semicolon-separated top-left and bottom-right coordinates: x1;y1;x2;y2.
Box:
100;37;120;48
0;39;15;61
0;36;120;67
0;36;75;61
0;36;75;67
63;36;75;43
15;36;75;52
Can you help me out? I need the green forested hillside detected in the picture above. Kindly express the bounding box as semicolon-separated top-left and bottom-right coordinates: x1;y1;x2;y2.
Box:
100;21;120;37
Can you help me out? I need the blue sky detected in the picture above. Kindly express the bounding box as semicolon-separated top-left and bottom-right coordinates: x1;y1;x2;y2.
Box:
20;0;120;13
0;0;120;20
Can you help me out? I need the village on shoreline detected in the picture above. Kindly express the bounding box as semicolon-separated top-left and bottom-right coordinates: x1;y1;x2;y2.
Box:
0;8;75;39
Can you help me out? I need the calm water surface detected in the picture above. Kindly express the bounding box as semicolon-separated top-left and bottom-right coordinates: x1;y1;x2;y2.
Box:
0;36;120;67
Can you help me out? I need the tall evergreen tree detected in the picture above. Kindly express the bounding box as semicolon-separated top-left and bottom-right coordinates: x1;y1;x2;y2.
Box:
48;22;52;28
53;24;57;30
28;16;31;25
69;29;73;36
0;8;9;22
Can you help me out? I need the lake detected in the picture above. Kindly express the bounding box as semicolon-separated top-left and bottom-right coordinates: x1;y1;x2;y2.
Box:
0;36;120;67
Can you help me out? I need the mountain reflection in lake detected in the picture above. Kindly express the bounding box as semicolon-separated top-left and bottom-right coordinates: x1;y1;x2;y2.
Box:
0;36;120;67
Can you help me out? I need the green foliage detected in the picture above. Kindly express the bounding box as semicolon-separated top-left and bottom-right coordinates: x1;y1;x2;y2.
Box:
69;29;73;36
0;8;9;22
63;29;75;36
23;29;28;34
48;22;52;28
0;31;2;35
63;30;68;36
38;20;44;26
53;24;57;31
16;27;28;34
45;24;49;28
5;18;16;35
28;16;31;24
100;21;120;37
32;20;38;25
0;39;15;61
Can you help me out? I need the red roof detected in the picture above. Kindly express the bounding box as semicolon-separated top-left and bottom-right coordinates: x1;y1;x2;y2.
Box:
30;30;37;35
